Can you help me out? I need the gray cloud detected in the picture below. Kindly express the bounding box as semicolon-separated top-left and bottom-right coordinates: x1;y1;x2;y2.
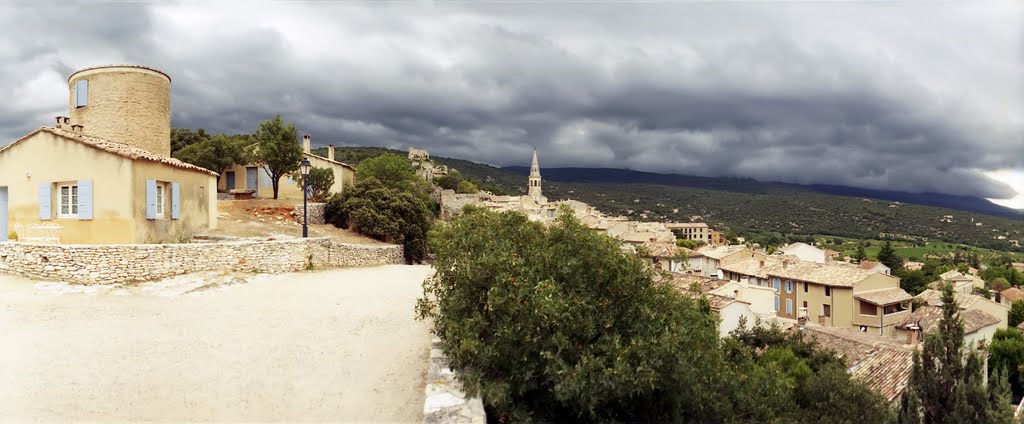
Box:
0;1;1021;199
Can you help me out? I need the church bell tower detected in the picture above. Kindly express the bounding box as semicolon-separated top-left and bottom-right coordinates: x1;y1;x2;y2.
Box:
528;149;542;200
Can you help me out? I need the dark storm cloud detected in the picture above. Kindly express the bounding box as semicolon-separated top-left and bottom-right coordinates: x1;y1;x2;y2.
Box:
0;2;1020;199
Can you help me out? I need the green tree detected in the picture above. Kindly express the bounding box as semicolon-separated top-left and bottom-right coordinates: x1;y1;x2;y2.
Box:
455;179;478;194
993;277;1012;293
170;127;210;155
989;328;1024;396
296;166;335;202
896;268;929;296
323;177;431;263
898;283;1014;423
877;241;901;271
356;154;424;193
854;244;867;264
253;114;303;199
173;133;251;178
433;174;461;191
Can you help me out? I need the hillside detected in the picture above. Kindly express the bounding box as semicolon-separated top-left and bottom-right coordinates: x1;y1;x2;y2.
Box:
329;146;1023;252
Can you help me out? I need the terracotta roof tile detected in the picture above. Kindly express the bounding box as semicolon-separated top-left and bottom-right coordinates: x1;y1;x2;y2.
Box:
1001;287;1024;303
856;288;913;306
897;306;1000;335
2;127;219;176
769;260;894;288
793;326;913;403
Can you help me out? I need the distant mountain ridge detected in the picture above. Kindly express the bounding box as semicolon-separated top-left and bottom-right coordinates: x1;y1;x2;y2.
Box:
504;166;1024;220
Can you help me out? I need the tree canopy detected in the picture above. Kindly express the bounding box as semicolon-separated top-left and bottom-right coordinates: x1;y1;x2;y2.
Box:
253;114;303;199
173;133;251;176
323;177;431;263
419;206;892;422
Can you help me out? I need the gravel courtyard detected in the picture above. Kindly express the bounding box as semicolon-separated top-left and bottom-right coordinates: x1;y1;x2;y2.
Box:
0;265;434;423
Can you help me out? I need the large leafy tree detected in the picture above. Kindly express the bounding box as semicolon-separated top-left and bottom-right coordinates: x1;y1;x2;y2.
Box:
170;127;210;155
323;177;431;263
173;133;251;178
898;283;1014;423
253;114;303;199
419;207;892;422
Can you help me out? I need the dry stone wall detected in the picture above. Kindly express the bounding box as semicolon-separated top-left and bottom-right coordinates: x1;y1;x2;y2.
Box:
293;203;326;225
0;238;403;285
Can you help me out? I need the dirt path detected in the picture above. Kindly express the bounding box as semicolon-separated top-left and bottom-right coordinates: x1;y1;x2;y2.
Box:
0;265;434;423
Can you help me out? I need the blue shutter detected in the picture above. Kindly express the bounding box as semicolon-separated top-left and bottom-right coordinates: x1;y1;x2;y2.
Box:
171;182;181;219
77;180;93;220
75;80;88;107
146;179;157;220
39;183;51;220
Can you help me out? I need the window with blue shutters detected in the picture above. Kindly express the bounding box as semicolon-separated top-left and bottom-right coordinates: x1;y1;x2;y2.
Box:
75;80;88;108
171;182;180;219
77;180;93;220
146;179;157;220
38;183;52;220
786;299;793;315
57;183;78;219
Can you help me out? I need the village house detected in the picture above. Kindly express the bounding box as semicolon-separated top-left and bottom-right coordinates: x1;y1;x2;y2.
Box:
793;325;914;403
709;280;778;322
895;305;1001;349
914;289;1008;329
690;245;766;279
999;287;1024;307
858;260;892;275
0;65;218;244
219;135;355;199
768;260;911;336
928;269;985;295
779;242;829;263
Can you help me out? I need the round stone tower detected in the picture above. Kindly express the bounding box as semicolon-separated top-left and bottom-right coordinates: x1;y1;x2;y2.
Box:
67;65;172;157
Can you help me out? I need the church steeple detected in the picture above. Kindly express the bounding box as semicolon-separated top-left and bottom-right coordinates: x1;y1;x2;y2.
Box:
528;149;542;200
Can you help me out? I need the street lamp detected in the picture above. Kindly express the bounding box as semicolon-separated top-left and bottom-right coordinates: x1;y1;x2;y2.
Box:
300;158;311;238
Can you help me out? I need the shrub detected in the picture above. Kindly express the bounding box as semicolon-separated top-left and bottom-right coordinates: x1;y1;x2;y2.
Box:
297;166;335;202
7;231;17;241
324;177;430;263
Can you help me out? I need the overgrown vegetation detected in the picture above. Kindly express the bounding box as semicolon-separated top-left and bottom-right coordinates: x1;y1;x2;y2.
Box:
418;206;892;422
296;166;334;202
898;284;1015;423
171;130;251;177
324;154;432;263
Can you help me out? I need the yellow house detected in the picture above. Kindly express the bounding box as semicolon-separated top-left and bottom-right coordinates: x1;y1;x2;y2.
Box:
219;135;355;199
0;65;218;244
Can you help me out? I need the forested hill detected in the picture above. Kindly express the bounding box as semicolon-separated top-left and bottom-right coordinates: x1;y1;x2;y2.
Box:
328;146;1023;252
505;167;1024;220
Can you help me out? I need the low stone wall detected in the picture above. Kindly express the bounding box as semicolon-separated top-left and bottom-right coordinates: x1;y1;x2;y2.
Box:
0;238;403;285
423;335;486;424
294;202;326;225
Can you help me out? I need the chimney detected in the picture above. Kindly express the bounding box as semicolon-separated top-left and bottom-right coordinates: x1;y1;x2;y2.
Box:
759;260;765;268
783;258;789;270
328;144;335;161
303;134;311;153
55;116;63;129
908;325;921;345
71;124;83;133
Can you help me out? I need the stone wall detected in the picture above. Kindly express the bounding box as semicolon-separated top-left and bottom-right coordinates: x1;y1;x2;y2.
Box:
294;203;326;225
423;335;486;424
0;238;403;285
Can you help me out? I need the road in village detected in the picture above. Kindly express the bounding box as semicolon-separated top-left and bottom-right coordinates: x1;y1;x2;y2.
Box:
0;265;434;422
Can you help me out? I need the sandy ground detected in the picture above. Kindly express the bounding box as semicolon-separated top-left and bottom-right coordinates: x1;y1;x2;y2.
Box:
206;199;385;244
0;265;434;423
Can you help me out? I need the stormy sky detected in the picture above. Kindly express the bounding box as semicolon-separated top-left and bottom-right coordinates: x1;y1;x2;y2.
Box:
1;1;1022;207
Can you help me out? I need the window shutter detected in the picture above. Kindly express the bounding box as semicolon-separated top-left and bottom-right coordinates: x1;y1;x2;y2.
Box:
77;180;93;220
38;183;52;220
75;80;88;107
146;179;157;220
171;182;181;219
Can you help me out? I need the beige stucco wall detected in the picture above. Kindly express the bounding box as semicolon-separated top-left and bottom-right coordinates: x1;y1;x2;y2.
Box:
852;273;902;293
68;66;171;157
0;131;136;244
968;297;1010;328
219;153;355;200
131;160;217;243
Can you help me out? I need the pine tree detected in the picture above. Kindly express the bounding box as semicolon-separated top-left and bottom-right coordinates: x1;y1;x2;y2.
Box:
854;244;867;264
898;283;1015;423
877;241;901;271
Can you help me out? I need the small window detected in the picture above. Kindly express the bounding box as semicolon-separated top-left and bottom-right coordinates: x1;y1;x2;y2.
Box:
860;301;877;316
825;287;831;296
774;296;780;312
785;280;793;293
803;282;808;293
75;80;88;108
58;184;79;218
786;299;793;315
823;304;832;317
803;301;808;308
155;184;165;217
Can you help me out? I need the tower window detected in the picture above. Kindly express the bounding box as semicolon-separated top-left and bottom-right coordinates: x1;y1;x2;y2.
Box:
75;80;88;108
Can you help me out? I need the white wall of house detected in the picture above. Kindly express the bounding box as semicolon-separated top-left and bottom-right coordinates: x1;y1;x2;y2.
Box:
965;324;1000;350
712;282;777;318
780;243;827;264
717;301;756;338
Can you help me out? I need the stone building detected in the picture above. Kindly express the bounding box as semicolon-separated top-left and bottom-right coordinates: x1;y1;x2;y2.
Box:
0;65;218;244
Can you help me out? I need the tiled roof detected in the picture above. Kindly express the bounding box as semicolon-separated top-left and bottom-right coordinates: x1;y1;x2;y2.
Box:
897;306;1000;335
1001;287;1024;303
769;260;892;288
793;326;913;403
915;289;990;310
719;256;791;279
660;273;722;294
856;288;913;306
304;151;356;170
1;127;219;176
859;261;885;270
703;293;749;311
849;348;915;403
641;241;684;258
696;245;750;260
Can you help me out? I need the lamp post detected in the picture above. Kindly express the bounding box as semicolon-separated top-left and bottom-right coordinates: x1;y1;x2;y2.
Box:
300;158;311;238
